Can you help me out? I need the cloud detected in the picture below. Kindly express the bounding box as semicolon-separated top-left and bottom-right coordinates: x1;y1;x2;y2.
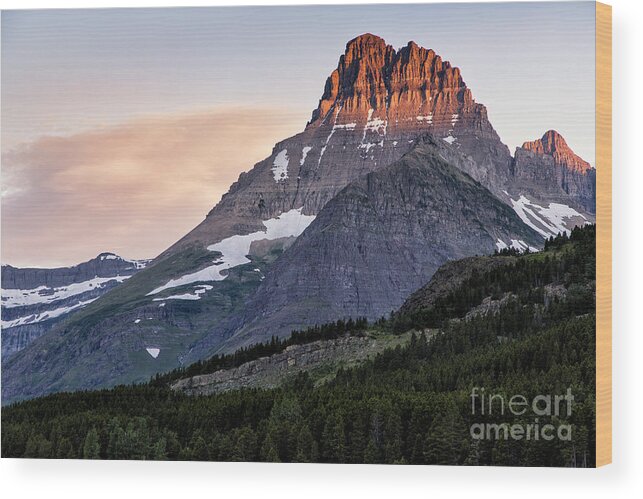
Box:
1;107;306;267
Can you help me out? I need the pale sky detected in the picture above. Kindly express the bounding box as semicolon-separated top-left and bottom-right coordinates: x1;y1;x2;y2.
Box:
1;2;596;267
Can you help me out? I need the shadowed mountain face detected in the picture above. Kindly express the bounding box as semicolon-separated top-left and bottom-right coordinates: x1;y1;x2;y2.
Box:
188;138;542;358
2;34;595;404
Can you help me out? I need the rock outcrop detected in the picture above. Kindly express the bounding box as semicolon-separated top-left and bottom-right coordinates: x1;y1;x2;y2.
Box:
173;335;376;396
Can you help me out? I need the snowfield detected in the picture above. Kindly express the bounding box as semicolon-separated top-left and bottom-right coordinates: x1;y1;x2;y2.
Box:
151;284;213;301
148;208;316;296
1;275;131;308
1;297;99;328
152;292;201;301
509;195;587;238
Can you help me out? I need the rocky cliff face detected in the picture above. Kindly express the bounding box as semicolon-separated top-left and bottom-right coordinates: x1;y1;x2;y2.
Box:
1;253;149;358
306;34;512;193
192;138;541;357
521;130;591;173
173;335;376;396
510;130;596;217
1;253;148;290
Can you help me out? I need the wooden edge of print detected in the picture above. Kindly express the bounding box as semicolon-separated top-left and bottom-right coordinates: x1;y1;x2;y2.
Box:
595;1;612;468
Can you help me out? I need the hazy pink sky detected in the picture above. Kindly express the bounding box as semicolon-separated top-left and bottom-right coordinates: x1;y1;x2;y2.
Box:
1;3;596;267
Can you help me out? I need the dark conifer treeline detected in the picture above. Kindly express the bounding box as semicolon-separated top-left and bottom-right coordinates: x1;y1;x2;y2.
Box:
1;226;596;466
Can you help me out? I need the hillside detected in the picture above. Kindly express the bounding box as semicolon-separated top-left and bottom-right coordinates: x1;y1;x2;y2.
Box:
2;225;596;466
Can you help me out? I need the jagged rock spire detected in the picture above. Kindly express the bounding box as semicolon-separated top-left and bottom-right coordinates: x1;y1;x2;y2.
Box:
309;33;481;134
521;130;592;173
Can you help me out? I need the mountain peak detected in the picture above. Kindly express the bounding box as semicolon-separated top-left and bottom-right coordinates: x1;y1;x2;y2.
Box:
521;130;591;173
345;33;387;50
310;34;478;134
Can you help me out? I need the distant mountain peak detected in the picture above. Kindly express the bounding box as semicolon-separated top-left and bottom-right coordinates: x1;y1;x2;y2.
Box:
521;130;592;173
98;252;120;260
96;252;150;268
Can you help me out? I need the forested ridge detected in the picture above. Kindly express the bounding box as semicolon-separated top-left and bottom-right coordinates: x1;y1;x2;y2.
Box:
1;226;596;466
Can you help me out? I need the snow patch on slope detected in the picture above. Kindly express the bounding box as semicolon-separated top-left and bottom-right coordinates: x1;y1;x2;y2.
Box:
271;149;289;182
300;146;312;166
359;109;387;152
152;292;201;301
333;123;357;131
495;238;538;253
152;284;213;302
364;115;387;135
123;258;150;269
509;195;587;238
2;275;131;308
148;209;316;295
1;298;99;328
416;114;433;123
318;105;343;166
510;239;534;252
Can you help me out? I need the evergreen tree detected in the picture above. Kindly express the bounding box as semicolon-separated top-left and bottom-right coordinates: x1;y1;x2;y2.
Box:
189;431;210;461
294;425;318;463
152;437;167;460
321;412;346;463
56;437;75;459
260;433;281;462
231;427;258;462
83;429;101;459
107;419;127;460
